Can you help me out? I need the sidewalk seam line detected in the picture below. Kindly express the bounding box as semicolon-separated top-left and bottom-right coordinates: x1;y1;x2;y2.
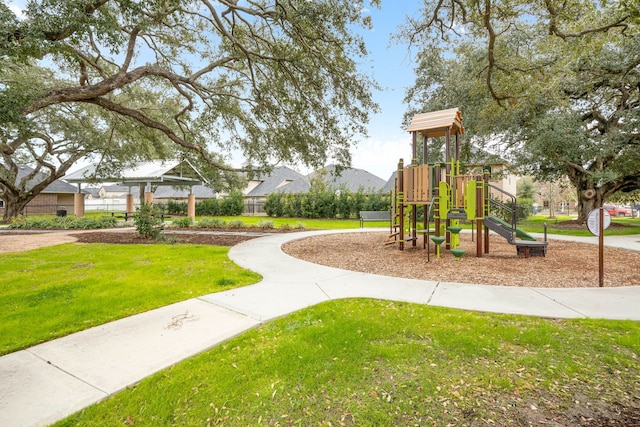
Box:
426;282;440;305
25;349;110;396
314;281;333;301
196;296;264;322
531;289;588;318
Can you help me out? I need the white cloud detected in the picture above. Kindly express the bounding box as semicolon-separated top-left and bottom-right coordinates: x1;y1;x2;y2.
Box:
351;134;411;179
7;1;26;20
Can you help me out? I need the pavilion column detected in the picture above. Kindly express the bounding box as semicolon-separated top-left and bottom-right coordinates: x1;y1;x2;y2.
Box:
144;182;154;204
73;193;85;218
187;193;196;220
126;194;135;214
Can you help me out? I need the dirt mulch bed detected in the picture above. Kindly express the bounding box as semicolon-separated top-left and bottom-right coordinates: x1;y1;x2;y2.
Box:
73;230;268;246
0;228;304;253
282;232;640;288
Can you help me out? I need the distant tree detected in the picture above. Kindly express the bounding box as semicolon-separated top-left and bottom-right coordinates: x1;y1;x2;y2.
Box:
516;178;536;201
0;0;379;221
537;178;576;218
403;0;639;222
608;189;640;207
516;177;535;217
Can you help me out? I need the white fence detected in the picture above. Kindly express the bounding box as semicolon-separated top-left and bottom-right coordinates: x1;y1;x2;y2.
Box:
84;199;135;212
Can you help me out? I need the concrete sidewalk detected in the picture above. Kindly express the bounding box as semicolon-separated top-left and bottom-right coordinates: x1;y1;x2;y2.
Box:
1;230;639;427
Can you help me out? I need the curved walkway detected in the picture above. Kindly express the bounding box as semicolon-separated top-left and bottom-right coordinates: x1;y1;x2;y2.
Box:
220;229;640;321
1;229;639;427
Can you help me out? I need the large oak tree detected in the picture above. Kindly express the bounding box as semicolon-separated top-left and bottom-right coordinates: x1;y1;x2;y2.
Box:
402;0;639;222
0;0;379;221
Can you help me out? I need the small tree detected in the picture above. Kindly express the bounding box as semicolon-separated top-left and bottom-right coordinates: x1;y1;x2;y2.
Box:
133;202;164;240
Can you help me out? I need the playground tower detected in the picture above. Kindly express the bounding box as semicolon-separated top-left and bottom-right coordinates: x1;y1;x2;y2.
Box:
389;108;547;258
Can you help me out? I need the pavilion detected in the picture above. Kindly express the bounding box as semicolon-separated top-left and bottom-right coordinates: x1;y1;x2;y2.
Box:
64;160;206;219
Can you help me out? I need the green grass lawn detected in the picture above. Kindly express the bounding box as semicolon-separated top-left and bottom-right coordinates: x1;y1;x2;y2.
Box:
518;214;640;236
71;211;367;230
4;218;640;425
0;243;261;355
54;300;640;426
198;215;377;229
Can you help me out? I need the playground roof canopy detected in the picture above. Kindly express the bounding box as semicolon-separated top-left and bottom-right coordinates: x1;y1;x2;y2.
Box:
407;107;464;138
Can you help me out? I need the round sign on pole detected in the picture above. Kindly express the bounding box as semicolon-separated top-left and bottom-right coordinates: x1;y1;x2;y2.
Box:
587;208;611;236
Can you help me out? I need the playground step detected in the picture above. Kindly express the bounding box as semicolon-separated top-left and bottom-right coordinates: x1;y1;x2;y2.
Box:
515;240;548;258
483;216;516;244
485;215;538;242
447;211;468;220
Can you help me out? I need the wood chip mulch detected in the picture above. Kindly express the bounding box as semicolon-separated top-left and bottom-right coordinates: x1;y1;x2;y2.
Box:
282;232;640;288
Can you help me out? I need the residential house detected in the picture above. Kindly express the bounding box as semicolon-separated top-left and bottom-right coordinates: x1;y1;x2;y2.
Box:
243;166;310;212
98;184;132;199
153;184;217;203
0;165;80;216
83;186;101;200
381;171;398;195
464;146;518;196
309;164;386;193
241;165;389;213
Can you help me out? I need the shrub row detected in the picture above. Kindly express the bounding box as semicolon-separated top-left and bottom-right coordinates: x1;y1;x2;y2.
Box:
8;216;118;230
168;218;306;230
263;188;390;219
165;191;244;216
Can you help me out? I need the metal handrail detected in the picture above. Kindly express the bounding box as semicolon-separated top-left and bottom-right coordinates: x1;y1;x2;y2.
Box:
487;183;517;239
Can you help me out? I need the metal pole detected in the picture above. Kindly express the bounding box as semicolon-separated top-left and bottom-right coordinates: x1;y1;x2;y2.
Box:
398;159;404;251
599;207;604;287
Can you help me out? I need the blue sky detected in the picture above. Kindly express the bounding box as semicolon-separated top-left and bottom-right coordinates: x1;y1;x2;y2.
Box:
7;0;421;180
351;1;421;179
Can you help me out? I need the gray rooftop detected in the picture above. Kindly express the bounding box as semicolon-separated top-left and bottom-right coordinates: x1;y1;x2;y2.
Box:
381;171;397;194
9;165;78;194
246;166;310;197
310;165;386;193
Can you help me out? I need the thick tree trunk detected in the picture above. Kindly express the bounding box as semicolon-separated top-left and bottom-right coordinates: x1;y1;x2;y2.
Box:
568;167;605;223
1;192;35;223
576;191;603;223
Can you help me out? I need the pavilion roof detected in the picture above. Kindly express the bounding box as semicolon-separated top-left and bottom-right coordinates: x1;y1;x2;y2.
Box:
64;160;205;187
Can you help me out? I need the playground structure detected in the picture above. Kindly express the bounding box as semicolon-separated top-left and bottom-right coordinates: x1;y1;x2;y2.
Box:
389;108;548;258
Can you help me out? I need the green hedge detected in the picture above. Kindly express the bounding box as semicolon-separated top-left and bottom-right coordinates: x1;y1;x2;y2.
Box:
8;216;118;230
165;191;245;216
263;188;390;219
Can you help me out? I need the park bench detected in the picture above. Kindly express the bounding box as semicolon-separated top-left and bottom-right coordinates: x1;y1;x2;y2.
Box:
105;212;172;221
106;211;135;221
359;210;391;228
